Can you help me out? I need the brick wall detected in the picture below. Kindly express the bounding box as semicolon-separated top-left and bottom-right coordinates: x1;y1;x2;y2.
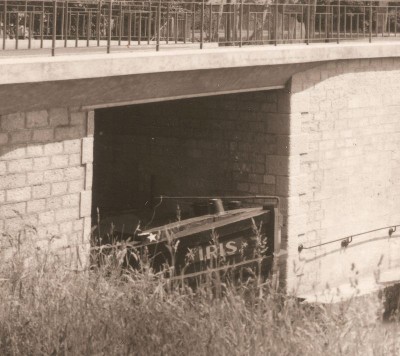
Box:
0;107;93;266
286;58;400;296
94;92;290;231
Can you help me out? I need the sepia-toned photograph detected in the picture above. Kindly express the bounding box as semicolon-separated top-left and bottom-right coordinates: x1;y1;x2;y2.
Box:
1;0;400;354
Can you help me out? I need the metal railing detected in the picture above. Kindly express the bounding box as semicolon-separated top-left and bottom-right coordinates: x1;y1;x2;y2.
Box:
1;0;400;55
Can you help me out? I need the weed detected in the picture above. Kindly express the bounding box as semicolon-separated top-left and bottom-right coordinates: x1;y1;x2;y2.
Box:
0;223;398;355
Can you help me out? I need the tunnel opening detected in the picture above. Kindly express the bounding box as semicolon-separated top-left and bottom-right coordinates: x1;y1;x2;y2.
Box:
90;89;288;282
92;90;284;239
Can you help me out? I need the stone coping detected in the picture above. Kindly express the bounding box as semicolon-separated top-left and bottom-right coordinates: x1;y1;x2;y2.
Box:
1;41;400;85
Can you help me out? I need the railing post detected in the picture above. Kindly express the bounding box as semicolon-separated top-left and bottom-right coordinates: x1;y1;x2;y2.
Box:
209;3;212;42
156;0;160;51
200;0;204;49
97;1;101;47
369;1;372;43
275;3;279;45
28;11;32;49
64;1;68;47
138;11;141;45
174;11;178;43
337;0;340;44
24;0;27;39
52;0;57;56
166;3;170;44
226;0;231;43
40;1;44;49
15;13;18;50
239;0;243;47
184;11;187;44
128;10;132;46
306;0;310;45
192;3;195;43
147;2;151;45
75;13;79;47
247;4;250;41
233;1;237;44
107;0;112;53
87;11;91;47
2;0;7;50
118;2;122;46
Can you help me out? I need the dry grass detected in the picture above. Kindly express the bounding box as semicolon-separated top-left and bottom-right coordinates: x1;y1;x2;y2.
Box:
1;228;400;356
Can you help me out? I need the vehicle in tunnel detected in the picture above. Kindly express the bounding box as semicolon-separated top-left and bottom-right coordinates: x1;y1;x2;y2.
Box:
92;197;281;282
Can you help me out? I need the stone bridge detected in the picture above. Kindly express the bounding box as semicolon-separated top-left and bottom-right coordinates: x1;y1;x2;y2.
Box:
2;40;400;300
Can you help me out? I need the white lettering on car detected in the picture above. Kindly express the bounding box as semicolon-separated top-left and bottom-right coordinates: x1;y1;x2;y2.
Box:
225;241;238;256
195;240;240;262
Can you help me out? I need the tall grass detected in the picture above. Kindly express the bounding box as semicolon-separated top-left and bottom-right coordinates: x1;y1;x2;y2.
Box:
0;226;399;355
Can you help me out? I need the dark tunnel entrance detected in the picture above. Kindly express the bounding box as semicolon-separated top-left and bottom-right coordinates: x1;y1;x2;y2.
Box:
92;90;282;231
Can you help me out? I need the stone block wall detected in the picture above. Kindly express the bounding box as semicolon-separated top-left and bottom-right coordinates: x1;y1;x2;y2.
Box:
286;58;400;296
0;107;93;267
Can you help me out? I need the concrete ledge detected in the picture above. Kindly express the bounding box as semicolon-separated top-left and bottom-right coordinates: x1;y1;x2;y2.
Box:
2;41;400;85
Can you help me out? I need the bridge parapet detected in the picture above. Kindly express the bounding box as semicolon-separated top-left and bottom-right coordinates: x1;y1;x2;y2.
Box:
1;0;400;56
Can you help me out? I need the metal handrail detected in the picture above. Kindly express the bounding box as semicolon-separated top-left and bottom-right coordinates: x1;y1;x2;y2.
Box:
1;0;400;55
298;224;400;253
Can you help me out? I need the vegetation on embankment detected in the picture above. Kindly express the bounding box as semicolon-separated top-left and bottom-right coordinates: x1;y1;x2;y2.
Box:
0;234;399;355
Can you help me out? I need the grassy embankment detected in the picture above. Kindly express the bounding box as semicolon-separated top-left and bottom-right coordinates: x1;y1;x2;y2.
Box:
0;223;400;356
